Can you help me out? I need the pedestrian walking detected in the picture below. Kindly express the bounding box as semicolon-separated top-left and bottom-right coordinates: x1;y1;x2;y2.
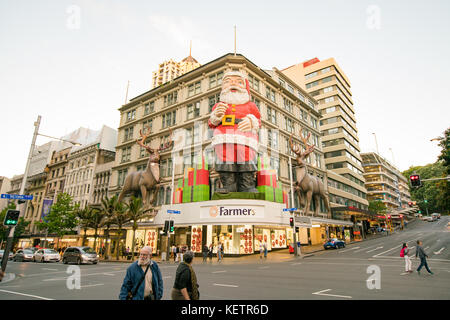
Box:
202;244;208;262
259;242;264;259
172;245;177;262
208;244;213;262
415;240;433;275
171;251;199;300
217;243;222;262
176;245;180;262
400;243;412;273
119;246;163;300
263;241;268;259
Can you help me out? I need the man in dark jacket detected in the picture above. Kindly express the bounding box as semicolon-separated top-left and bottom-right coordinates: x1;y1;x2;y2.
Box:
171;251;199;300
415;240;433;275
119;246;163;300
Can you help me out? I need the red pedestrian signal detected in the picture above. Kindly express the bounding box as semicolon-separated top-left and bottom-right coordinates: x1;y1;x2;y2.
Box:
409;174;421;187
289;217;294;227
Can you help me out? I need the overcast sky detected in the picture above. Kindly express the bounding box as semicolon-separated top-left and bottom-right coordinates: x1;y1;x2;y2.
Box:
1;0;449;179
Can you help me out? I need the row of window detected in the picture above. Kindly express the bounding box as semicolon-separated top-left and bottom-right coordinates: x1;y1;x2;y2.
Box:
327;178;366;199
67;184;91;198
326;161;363;176
69;156;95;170
67;168;94;184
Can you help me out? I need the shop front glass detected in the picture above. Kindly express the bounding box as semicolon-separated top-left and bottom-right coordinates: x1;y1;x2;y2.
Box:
235;225;253;254
190;225;203;253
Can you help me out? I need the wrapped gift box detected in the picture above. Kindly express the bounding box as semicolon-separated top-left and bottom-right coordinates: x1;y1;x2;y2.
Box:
257;185;275;202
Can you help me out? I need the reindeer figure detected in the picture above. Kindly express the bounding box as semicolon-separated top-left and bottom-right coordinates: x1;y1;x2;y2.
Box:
118;127;173;208
289;130;330;216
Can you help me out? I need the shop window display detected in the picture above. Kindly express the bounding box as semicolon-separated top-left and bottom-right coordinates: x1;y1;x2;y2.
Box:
190;225;203;253
237;225;253;254
270;229;287;249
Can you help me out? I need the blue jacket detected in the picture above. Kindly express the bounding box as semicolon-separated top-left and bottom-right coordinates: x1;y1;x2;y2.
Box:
119;261;163;300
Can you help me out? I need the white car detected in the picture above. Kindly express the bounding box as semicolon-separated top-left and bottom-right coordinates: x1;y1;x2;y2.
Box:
34;249;61;263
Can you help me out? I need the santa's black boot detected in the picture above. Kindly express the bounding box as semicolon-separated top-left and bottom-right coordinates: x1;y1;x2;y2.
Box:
238;172;258;193
216;172;237;193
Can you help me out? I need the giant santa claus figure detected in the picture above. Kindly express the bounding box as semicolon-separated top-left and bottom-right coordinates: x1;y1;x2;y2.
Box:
208;70;261;193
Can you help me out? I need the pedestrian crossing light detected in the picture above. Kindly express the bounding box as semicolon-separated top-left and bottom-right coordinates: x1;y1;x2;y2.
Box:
169;220;174;233
289;217;294;227
3;210;20;226
409;174;421;187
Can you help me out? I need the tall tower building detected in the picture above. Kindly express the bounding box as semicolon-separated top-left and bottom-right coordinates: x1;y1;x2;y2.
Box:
151;46;201;89
282;58;369;212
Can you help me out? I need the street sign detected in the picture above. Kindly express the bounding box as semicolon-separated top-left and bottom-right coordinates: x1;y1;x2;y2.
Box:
283;208;297;212
167;209;180;214
1;194;33;200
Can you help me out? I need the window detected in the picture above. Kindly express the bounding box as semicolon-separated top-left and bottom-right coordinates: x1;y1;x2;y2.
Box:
300;109;308;122
321;67;331;74
267;107;277;124
283;98;293;113
126;109;136;122
305;71;318;80
117;169;128;187
323;86;333;93
188;81;201;97
208;94;220;113
310;117;318;129
165;186;172;204
137;164;147;172
270;157;280;178
306;81;319;89
187;101;201;120
298;92;305;102
139;146;147;158
142;119;153;133
162;111;176;128
185;127;193;146
123;126;134;142
287;85;294;94
285;117;294;133
322;76;333;84
323;96;335;104
121;146;131;163
268;129;279;150
266;86;276;102
278;78;286;88
163;91;178;107
209;71;224;88
144;101;155;115
248;74;260;92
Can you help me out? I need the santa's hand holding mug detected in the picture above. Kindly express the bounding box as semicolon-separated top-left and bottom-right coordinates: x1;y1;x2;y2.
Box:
208;70;261;193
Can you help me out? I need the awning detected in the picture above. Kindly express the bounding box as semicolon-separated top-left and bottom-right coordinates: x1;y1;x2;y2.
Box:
310;217;354;227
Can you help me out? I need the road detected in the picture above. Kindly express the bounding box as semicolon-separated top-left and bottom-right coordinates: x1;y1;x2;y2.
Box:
1;216;449;300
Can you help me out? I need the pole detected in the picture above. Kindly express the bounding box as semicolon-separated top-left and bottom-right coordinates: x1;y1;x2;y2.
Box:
289;156;300;257
372;133;379;154
124;80;130;105
234;25;237;56
167;157;176;261
1;115;41;276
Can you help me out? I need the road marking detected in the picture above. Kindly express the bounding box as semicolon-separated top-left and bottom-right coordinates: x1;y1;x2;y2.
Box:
0;289;54;300
81;284;104;288
258;266;270;269
400;272;409;275
424;246;430;250
339;247;360;253
103;273;115;276
42;278;66;282
291;262;302;266
312;289;352;299
213;283;239;288
42;268;58;271
212;271;227;274
373;238;417;257
434;247;445;255
366;247;383;253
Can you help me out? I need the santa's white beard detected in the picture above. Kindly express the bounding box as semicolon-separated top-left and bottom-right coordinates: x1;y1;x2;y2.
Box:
220;86;250;105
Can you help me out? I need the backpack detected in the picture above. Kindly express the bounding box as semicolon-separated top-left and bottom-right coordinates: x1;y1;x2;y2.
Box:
400;247;405;257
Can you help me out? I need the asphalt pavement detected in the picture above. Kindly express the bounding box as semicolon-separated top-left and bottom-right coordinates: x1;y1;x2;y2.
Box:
0;216;449;300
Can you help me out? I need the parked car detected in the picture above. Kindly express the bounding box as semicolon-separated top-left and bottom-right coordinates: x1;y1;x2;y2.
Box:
0;250;14;260
431;213;441;220
62;246;99;265
324;238;346;249
13;249;35;262
34;249;61;263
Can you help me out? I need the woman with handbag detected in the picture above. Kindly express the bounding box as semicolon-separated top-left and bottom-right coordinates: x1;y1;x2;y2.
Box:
171;251;199;300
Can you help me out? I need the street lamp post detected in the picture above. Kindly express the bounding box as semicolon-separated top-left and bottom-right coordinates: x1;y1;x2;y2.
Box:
289;156;301;257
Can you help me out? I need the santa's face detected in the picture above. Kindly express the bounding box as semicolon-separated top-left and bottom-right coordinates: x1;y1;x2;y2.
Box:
220;75;250;105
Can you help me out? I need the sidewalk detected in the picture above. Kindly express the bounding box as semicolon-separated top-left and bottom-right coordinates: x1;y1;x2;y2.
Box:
98;231;397;265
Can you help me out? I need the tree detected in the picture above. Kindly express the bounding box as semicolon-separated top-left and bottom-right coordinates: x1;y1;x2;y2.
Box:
436;127;450;213
75;207;93;246
402;162;447;214
126;196;153;260
35;193;79;248
0;202;30;249
100;195;119;260
88;207;105;252
437;127;450;174
111;202;130;261
368;200;387;215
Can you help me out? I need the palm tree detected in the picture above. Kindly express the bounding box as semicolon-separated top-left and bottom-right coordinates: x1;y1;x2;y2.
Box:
126;196;153;260
87;206;105;252
100;195;119;260
75;207;92;246
111;202;131;260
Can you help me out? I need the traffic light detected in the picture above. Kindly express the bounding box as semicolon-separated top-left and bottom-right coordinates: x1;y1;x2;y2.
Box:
3;210;20;226
408;201;413;207
163;220;169;233
169;220;174;233
409;174;421;187
295;226;299;233
289;217;294;227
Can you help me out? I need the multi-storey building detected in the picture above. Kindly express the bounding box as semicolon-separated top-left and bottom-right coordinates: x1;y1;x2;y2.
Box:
0;176;11;210
111;53;357;255
64;125;116;209
151;55;201;89
44;147;71;203
282;58;369;228
91;159;114;206
361;152;411;210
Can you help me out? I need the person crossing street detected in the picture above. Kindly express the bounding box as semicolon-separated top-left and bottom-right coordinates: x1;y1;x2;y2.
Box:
415;240;433;275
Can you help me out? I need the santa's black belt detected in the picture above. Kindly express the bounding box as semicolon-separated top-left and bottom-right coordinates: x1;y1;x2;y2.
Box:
222;115;243;126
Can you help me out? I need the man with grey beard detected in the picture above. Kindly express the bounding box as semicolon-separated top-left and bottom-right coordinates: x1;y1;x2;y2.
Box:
208;70;261;193
119;246;163;300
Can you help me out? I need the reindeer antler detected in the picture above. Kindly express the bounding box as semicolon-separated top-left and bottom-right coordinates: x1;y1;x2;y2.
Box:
137;126;153;152
157;128;174;153
290;129;315;159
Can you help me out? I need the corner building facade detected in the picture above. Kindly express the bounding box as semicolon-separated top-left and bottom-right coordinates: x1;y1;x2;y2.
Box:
110;53;357;256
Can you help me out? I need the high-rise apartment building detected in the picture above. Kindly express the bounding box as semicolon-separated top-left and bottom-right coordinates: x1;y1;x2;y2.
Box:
282;58;369;212
361;152;411;210
151;54;201;89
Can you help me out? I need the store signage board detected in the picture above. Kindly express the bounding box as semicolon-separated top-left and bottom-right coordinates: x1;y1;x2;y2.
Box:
1;194;33;200
283;208;297;212
167;210;181;214
201;205;265;220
